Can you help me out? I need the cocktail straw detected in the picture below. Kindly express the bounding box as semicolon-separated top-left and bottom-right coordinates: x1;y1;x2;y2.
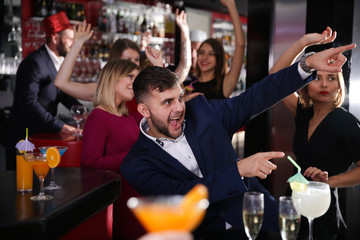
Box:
287;155;309;185
287;155;301;173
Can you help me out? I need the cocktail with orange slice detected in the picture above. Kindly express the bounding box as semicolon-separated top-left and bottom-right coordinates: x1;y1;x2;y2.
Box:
127;184;209;232
39;146;65;190
23;152;53;200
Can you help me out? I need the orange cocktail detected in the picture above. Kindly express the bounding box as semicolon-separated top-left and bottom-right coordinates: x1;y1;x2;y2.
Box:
23;153;53;201
31;160;50;178
16;154;33;192
127;184;209;232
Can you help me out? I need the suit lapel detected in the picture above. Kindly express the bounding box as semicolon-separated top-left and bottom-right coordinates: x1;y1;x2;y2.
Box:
43;50;57;81
184;119;207;176
139;133;197;178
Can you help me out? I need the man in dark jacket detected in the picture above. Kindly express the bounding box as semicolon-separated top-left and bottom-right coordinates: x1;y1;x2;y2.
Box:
2;12;81;170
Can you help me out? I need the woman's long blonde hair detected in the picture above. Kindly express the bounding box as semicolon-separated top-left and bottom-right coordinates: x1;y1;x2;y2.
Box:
299;71;346;109
93;59;138;116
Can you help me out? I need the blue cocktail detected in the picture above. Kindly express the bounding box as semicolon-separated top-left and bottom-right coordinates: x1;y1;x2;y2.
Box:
39;146;68;190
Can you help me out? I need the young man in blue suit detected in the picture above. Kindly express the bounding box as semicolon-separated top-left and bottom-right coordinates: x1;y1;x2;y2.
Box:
121;44;355;238
2;12;82;170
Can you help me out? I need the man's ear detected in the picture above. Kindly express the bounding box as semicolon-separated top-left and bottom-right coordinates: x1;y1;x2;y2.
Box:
51;34;59;44
137;103;150;118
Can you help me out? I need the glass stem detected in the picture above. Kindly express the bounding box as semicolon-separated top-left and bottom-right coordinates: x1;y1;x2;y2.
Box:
308;218;314;240
50;168;55;186
39;177;45;196
76;121;80;130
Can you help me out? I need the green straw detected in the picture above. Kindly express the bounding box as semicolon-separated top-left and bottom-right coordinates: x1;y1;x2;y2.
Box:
287;156;301;173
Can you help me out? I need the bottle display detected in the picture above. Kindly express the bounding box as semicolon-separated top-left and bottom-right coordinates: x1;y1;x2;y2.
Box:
19;0;175;82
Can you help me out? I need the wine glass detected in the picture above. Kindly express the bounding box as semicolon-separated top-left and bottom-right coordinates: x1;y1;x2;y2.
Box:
39;146;67;190
127;195;209;232
242;192;264;240
23;153;53;201
279;196;301;240
70;105;87;136
291;181;331;240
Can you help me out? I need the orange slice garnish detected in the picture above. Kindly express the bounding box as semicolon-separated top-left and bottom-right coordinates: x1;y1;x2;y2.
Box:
46;147;61;168
181;184;209;230
181;184;209;209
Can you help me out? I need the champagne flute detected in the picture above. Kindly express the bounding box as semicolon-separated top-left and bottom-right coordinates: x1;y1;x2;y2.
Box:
70;105;87;136
279;196;301;240
23;153;53;201
39;146;67;190
291;181;331;240
242;192;264;240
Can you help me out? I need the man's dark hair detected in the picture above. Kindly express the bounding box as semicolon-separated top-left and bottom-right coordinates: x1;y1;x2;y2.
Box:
133;66;178;103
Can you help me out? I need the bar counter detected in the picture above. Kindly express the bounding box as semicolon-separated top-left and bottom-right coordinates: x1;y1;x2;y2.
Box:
0;168;121;239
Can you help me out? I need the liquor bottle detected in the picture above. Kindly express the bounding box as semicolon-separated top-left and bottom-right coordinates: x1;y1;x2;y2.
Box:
50;1;57;15
41;0;48;17
140;14;147;33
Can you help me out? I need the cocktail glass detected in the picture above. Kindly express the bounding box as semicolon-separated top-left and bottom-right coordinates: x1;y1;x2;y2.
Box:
127;195;209;232
39;146;67;190
242;192;264;240
279;196;301;240
291;181;330;240
23;153;53;201
70;105;87;137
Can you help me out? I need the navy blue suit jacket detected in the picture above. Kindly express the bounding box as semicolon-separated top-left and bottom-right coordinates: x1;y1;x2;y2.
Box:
3;45;80;167
121;63;314;232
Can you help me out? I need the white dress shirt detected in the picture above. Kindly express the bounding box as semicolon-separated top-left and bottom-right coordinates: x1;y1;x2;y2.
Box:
44;43;64;71
140;118;203;178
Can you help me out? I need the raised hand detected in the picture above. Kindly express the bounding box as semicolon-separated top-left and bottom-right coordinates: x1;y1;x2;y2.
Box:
303;26;337;47
74;20;93;43
237;152;284;179
307;43;356;72
175;9;189;34
145;46;163;67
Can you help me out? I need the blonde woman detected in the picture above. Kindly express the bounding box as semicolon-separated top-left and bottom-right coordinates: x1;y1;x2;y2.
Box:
81;59;145;240
270;27;360;239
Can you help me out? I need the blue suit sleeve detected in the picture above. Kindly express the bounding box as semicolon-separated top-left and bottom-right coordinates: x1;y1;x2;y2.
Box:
209;62;314;135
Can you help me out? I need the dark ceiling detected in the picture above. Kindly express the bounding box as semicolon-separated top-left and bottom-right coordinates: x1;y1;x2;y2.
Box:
179;0;248;17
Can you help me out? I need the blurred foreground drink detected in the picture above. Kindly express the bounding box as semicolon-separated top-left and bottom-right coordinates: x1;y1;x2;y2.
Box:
16;152;33;192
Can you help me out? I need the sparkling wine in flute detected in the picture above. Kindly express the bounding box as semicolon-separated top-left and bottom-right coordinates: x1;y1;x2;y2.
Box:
243;211;263;240
279;215;300;240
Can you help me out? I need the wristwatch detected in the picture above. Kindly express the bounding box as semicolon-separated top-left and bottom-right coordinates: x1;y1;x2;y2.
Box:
300;52;316;73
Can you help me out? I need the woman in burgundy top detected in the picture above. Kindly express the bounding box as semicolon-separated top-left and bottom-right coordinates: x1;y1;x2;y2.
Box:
81;59;145;240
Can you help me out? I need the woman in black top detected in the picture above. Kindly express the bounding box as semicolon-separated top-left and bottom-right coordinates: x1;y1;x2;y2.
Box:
270;27;360;239
185;0;245;100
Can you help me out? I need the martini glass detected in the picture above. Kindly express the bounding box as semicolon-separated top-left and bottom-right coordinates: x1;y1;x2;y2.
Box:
23;153;53;201
39;146;67;190
127;195;209;232
291;181;331;240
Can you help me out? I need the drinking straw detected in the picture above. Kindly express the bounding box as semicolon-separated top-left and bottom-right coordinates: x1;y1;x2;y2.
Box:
287;156;301;172
287;156;309;185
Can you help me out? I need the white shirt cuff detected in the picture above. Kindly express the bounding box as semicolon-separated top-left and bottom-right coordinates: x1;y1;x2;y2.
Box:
298;62;313;80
